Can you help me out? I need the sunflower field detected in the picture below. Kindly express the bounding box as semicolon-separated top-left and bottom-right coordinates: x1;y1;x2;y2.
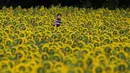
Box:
0;6;130;73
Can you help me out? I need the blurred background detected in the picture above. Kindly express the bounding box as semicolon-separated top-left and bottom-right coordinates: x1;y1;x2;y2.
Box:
0;0;130;9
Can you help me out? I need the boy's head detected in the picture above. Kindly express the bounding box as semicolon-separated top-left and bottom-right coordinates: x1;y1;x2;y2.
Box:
57;13;62;20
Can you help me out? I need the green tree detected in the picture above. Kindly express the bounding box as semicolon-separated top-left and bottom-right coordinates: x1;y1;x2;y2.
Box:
102;0;119;9
80;0;91;8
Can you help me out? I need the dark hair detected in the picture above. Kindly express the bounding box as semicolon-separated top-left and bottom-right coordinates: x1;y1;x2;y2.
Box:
57;13;62;16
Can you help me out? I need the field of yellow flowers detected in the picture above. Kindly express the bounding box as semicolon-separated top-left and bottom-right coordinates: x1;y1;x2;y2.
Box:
0;6;130;73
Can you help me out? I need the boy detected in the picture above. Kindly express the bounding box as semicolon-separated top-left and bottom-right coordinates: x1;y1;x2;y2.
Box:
53;13;62;27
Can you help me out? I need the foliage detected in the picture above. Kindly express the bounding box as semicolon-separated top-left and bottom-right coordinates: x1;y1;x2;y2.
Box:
0;0;130;9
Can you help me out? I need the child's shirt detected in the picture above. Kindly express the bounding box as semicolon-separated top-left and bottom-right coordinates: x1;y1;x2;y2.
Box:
53;19;62;26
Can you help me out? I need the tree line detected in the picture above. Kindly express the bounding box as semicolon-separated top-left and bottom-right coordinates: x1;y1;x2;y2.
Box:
0;0;130;9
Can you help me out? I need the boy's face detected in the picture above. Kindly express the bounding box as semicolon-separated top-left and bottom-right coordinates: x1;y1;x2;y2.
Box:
57;15;62;19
